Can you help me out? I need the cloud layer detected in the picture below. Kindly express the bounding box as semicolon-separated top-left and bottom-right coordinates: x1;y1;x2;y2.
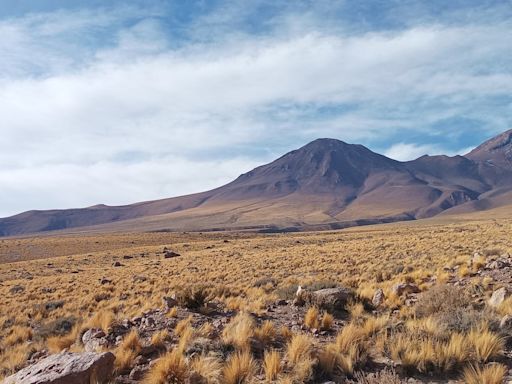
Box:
1;2;511;216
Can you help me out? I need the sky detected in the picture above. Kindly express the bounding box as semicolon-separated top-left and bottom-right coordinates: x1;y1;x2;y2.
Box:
1;0;511;217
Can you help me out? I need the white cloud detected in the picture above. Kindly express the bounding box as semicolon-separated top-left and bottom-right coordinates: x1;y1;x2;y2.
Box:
0;6;511;216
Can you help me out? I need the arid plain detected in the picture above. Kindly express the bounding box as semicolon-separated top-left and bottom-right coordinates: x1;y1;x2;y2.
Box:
1;211;512;383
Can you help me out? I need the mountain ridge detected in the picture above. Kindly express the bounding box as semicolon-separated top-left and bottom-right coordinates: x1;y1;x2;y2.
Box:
2;131;512;237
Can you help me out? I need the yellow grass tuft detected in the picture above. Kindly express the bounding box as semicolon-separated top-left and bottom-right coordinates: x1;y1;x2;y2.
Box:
320;312;334;331
263;349;282;382
304;307;320;329
144;349;188;384
222;312;255;351
463;363;507;384
468;328;504;363
286;334;314;365
223;351;256;384
190;355;222;384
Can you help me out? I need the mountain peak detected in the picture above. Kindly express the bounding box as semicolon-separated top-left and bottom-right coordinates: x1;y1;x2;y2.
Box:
466;129;512;167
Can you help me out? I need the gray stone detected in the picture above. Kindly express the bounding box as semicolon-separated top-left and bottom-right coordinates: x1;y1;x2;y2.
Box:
489;287;510;307
305;287;354;311
372;288;385;307
3;351;114;384
392;283;420;296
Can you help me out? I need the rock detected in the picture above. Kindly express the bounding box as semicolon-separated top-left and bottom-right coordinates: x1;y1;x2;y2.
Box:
3;351;115;384
82;328;108;352
129;365;147;380
112;261;123;267
133;275;147;283
100;278;112;285
276;299;288;306
500;315;512;330
123;255;133;259
163;296;178;310
392;283;420;296
486;260;509;270
372;288;385;307
44;300;65;311
164;250;181;258
489;287;510;307
41;287;56;294
304;287;354;311
9;285;25;294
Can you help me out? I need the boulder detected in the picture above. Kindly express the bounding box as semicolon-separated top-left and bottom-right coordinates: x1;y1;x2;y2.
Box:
489;287;510;307
3;351;114;384
164;250;181;258
82;328;107;352
486;259;509;270
306;287;354;311
9;285;25;294
372;288;385;307
391;283;420;297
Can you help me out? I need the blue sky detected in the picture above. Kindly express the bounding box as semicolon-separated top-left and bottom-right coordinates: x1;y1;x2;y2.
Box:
1;0;511;216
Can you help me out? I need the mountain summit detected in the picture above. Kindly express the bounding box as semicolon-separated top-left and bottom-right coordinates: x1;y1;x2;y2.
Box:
1;130;512;236
466;129;512;167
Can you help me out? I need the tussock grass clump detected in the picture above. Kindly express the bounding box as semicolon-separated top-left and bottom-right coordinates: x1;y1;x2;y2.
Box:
174;285;210;309
151;329;171;349
190;355;222;384
321;312;335;331
84;309;114;333
222;312;255;351
263;349;282;382
4;326;33;346
144;349;187;384
223;351;256;384
462;363;507;384
467;327;504;363
304;307;320;329
115;329;142;374
254;320;276;346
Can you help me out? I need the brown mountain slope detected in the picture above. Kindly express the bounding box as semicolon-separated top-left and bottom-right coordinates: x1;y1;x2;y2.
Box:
1;132;512;236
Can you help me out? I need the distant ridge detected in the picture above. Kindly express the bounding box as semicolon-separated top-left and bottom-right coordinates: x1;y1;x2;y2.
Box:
2;130;512;236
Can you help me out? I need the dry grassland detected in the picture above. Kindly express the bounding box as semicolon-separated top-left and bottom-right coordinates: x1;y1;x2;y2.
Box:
0;217;511;383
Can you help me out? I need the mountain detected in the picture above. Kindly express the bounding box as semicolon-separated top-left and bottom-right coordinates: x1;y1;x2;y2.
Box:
466;129;512;167
2;131;512;236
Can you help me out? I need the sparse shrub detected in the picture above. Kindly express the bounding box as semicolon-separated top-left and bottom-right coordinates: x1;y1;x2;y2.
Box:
275;285;299;300
175;285;210;309
414;285;470;319
223;351;256;384
37;317;76;338
353;368;402;383
253;277;277;288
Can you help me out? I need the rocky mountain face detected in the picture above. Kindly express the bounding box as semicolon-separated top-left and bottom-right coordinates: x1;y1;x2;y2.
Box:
1;130;512;236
